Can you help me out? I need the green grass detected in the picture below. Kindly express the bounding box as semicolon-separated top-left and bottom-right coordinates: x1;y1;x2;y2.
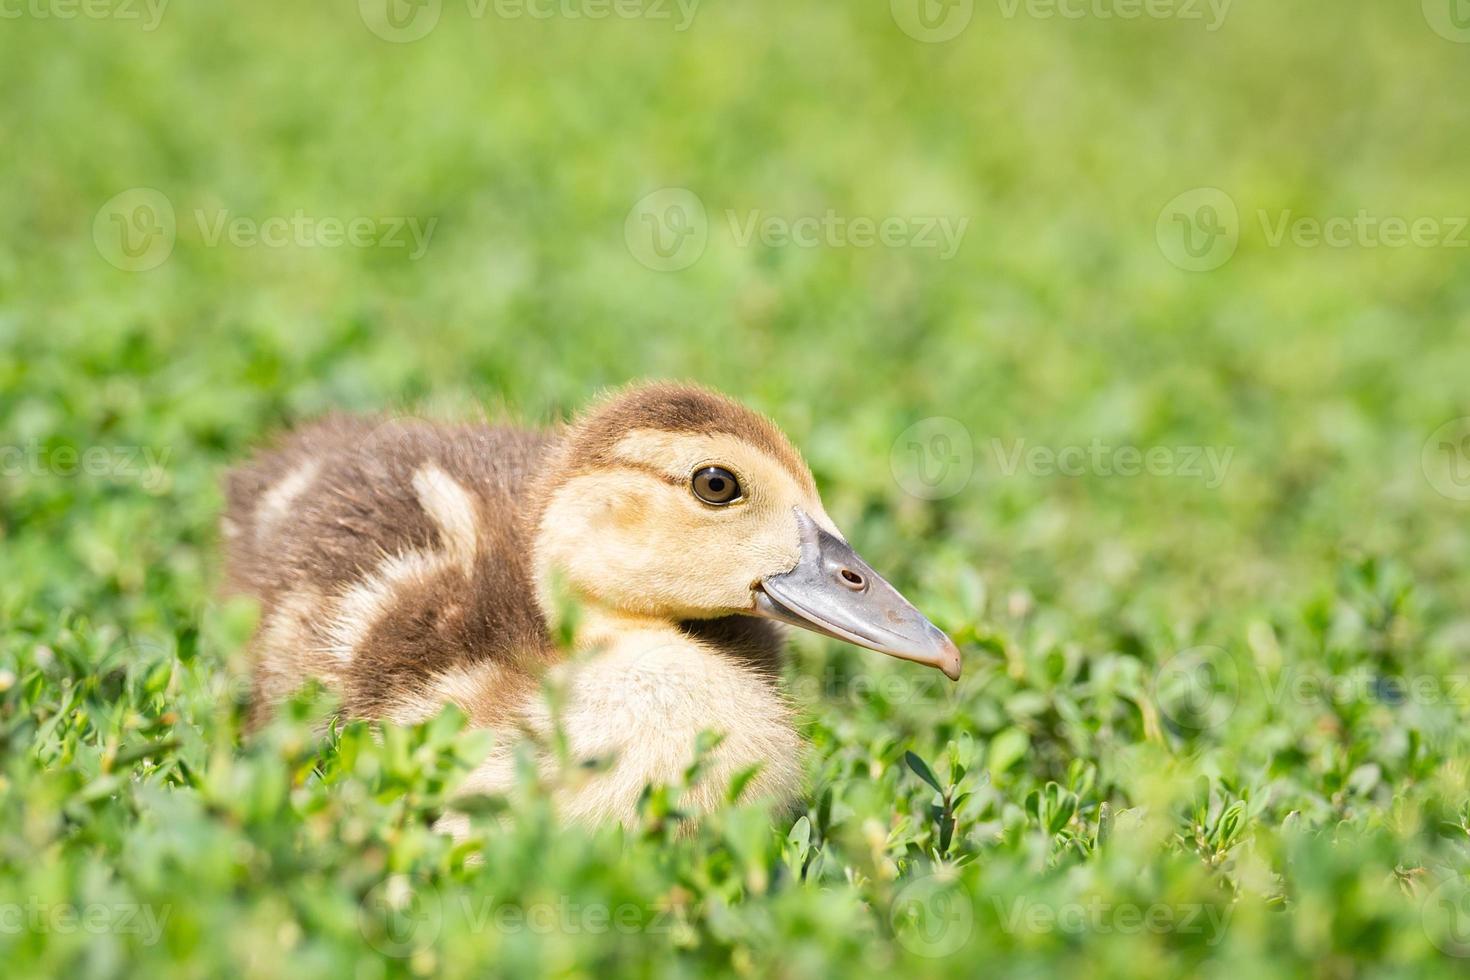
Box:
4;0;1470;976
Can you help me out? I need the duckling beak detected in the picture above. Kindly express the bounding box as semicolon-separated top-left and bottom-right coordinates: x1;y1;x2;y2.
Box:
751;508;962;681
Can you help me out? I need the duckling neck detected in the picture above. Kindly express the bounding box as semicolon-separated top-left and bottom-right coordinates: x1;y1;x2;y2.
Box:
572;607;682;651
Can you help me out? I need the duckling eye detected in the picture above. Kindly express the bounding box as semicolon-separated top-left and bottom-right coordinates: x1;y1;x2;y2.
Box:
691;466;742;505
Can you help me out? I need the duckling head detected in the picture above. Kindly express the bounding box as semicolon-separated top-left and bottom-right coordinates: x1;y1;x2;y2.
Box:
529;382;964;681
531;383;961;680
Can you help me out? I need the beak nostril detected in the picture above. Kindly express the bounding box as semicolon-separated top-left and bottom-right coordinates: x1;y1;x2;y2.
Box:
839;568;866;590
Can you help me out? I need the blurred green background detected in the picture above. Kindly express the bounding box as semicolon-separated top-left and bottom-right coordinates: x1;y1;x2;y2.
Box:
3;0;1470;976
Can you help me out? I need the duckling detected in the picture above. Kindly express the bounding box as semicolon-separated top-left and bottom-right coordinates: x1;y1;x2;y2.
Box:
221;382;960;832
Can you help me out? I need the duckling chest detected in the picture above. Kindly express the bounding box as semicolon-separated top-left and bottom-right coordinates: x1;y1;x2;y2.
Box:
528;633;805;826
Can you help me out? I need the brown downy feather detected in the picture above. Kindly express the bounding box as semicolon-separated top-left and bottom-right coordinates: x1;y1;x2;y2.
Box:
223;415;554;727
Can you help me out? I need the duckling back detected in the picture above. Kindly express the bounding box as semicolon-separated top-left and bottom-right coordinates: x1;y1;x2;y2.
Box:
221;416;559;727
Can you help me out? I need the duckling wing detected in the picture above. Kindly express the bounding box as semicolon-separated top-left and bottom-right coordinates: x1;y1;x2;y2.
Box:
222;416;559;726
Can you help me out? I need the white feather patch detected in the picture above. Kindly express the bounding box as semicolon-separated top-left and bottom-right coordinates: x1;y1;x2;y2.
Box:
324;549;451;664
254;589;332;701
412;464;480;572
385;661;509;725
256;460;321;541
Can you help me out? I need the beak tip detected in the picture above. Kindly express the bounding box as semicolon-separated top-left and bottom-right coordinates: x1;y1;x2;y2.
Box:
937;634;962;681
